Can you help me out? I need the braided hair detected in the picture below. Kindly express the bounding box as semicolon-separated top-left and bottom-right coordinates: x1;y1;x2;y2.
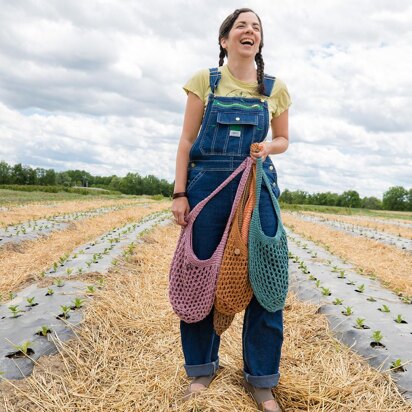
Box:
218;8;266;96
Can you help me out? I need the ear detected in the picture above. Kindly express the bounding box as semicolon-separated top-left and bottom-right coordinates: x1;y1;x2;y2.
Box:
220;37;227;50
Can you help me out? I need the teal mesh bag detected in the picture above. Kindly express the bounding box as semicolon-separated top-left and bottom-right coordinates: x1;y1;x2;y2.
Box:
248;157;289;312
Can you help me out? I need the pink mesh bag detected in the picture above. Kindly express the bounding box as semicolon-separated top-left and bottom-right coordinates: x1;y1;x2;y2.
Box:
169;157;253;323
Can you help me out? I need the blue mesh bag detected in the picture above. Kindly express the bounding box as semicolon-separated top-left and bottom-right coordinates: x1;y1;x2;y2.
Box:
248;157;289;312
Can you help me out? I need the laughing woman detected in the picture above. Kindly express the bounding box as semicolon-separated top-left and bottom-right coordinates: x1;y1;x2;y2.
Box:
171;8;291;412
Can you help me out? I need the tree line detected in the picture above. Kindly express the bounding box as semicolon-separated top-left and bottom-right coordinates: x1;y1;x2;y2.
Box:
0;160;173;197
0;160;410;211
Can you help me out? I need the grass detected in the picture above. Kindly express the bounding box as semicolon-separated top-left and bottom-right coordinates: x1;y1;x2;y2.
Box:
281;203;412;221
0;223;409;411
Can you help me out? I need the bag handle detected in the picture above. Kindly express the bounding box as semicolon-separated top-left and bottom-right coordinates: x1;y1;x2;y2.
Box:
253;157;285;239
186;157;253;224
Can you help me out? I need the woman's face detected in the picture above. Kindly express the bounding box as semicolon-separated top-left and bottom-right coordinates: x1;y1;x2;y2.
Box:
220;12;262;59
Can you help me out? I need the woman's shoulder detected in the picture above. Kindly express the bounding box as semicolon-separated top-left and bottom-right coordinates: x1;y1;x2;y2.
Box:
266;76;292;118
269;77;289;98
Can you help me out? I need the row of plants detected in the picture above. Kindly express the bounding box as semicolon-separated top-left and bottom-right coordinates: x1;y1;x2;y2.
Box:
288;239;410;373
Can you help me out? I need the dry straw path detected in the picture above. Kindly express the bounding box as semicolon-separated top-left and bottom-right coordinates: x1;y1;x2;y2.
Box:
1;223;410;411
300;211;412;241
0;198;153;228
283;212;412;299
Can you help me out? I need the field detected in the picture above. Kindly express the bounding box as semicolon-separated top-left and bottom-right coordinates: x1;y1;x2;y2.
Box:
0;190;411;411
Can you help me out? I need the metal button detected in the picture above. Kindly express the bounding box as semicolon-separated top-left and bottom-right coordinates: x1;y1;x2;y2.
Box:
235;117;240;121
234;248;241;255
269;165;273;170
273;182;276;186
260;99;265;102
191;162;195;167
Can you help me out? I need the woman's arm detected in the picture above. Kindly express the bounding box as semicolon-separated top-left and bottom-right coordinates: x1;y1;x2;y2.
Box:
172;92;205;226
250;109;289;161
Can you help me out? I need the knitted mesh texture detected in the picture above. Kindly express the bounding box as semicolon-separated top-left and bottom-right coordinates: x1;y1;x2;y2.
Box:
169;158;253;323
248;158;289;313
213;308;235;336
214;165;256;317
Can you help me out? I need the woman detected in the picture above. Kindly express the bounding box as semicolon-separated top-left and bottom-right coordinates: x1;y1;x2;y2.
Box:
171;8;291;412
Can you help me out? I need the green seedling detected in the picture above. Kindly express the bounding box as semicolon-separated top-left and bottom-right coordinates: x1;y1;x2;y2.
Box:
346;280;355;286
111;259;118;266
400;296;412;304
60;305;71;319
311;252;318;258
55;279;64;287
71;297;84;309
355;284;365;293
39;270;46;278
302;243;308;250
53;262;58;272
8;305;21;318
8;291;16;300
342;306;353;316
354;318;368;329
337;271;346;279
46;288;54;296
390;359;406;372
321;287;331;296
372;330;383;343
332;298;343;305
26;297;37;307
85;261;93;268
77;267;84;274
37;326;52;337
367;296;377;302
315;280;321;288
86;285;95;294
332;266;340;273
394;314;407;324
97;278;105;287
66;268;73;275
378;304;390;313
72;253;78;258
13;341;32;356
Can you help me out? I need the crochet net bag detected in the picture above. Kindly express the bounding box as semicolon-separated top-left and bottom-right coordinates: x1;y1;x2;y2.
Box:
213;165;256;334
169;157;253;323
248;157;289;312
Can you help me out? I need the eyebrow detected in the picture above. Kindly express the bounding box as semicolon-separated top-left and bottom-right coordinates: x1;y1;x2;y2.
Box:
236;20;260;26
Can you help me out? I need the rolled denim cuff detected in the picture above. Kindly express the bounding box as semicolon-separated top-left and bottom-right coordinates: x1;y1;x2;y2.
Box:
244;371;280;388
184;358;219;378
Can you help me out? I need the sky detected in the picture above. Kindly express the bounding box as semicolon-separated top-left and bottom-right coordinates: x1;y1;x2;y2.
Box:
0;0;411;198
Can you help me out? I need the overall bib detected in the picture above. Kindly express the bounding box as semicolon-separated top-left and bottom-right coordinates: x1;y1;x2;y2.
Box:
180;68;284;388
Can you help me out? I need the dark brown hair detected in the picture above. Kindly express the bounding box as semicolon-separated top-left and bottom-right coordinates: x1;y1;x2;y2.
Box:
218;8;265;95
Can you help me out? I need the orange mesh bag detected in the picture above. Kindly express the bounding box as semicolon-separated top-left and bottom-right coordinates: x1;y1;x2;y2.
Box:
213;163;257;335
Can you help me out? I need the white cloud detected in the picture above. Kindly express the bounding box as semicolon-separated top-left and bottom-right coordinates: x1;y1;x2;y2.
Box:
0;0;411;198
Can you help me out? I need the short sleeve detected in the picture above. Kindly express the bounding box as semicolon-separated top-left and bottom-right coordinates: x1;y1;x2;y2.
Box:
271;78;292;118
183;69;209;105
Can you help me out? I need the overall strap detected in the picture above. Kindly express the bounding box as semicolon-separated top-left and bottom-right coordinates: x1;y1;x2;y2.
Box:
263;74;276;97
209;67;222;94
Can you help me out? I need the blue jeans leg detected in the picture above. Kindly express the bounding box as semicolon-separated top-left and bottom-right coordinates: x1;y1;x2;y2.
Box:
180;308;221;377
242;297;284;388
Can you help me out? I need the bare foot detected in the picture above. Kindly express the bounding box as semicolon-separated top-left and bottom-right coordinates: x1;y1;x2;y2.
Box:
189;382;206;393
262;398;281;411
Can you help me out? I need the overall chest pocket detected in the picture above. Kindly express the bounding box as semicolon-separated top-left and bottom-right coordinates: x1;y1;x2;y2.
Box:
200;112;259;155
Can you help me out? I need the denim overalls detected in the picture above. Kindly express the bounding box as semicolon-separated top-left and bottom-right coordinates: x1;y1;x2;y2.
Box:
180;67;284;389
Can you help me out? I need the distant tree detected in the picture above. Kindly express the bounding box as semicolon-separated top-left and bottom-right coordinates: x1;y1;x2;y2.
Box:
0;160;11;184
383;186;408;211
361;196;382;210
279;188;293;204
56;172;72;187
339;190;361;208
408;189;412;212
108;176;122;191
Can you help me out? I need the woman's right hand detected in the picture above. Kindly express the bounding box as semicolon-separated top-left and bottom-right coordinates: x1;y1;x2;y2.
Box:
172;197;190;226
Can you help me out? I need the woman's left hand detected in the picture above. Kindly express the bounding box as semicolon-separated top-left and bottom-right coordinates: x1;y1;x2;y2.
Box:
250;142;270;162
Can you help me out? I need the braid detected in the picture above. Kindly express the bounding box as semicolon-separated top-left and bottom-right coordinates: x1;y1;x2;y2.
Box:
255;52;265;95
219;47;226;66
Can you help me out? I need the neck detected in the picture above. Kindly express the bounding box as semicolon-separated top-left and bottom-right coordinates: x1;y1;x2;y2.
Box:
226;57;257;82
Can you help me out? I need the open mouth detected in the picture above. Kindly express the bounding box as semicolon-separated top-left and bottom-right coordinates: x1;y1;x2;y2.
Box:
240;39;254;46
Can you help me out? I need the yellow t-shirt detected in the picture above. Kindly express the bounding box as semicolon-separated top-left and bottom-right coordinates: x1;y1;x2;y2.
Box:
183;64;292;118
